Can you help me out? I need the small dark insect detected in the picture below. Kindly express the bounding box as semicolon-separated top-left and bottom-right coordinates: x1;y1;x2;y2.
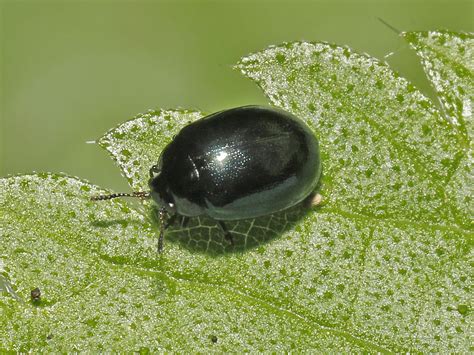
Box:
92;106;321;252
211;335;218;343
31;287;41;302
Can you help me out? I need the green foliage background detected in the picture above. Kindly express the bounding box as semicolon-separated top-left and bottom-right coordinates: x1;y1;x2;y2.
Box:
1;0;472;190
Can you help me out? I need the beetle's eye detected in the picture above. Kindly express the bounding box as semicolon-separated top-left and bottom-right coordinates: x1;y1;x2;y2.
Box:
149;164;161;178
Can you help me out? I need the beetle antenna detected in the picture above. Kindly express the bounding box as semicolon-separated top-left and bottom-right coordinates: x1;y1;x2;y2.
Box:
158;207;167;253
91;191;150;201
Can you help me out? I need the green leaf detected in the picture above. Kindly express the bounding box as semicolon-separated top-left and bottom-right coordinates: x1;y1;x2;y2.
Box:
0;174;377;352
234;38;472;352
237;42;466;226
1;32;472;352
403;31;473;132
403;30;473;229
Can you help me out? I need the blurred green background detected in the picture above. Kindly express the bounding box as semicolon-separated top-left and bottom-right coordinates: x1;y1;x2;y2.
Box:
1;0;473;192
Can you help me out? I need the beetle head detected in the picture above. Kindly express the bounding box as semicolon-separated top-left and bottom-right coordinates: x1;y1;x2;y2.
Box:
148;173;177;214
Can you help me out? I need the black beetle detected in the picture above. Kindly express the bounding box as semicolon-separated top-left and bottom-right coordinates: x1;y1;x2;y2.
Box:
92;106;321;251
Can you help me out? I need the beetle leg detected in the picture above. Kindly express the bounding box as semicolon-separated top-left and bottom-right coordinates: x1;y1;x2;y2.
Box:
180;216;190;228
157;207;168;253
217;221;234;246
164;213;178;228
149;164;160;178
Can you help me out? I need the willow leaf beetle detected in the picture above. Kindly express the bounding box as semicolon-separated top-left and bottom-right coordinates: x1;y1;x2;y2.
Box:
92;106;321;252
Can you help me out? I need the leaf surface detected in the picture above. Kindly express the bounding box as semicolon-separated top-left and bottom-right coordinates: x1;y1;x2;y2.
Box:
1;32;472;352
404;30;473;229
